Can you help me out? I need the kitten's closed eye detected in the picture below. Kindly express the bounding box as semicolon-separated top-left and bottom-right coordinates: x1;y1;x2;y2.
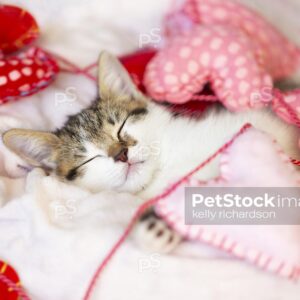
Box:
117;119;127;141
117;108;148;140
130;108;148;116
66;154;104;181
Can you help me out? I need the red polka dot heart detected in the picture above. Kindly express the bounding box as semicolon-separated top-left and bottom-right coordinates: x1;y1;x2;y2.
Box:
0;5;59;104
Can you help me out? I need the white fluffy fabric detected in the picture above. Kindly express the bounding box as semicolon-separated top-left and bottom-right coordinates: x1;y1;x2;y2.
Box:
0;0;300;299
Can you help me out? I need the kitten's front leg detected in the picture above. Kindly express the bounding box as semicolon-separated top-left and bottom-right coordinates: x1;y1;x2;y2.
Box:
133;209;182;254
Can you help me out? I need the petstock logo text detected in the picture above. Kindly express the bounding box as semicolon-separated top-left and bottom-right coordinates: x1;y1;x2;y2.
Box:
185;187;300;225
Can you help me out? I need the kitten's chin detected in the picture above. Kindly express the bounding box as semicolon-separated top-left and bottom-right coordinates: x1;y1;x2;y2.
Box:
115;161;157;194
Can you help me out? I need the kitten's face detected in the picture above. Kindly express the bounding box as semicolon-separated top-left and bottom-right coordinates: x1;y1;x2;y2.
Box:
54;97;161;193
2;52;162;194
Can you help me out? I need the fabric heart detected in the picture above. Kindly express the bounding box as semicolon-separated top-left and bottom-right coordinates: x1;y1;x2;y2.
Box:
155;128;300;279
0;5;39;55
144;0;300;111
0;5;59;103
0;47;59;103
144;25;273;110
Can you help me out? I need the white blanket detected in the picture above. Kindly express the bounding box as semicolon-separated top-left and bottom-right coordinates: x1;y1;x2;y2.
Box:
0;0;300;299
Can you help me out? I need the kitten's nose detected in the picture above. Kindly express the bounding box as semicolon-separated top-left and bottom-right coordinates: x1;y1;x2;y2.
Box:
114;147;128;163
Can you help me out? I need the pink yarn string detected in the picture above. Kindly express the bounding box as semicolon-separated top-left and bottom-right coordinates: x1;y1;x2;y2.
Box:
42;49;97;81
272;89;300;166
273;88;300;128
83;62;97;73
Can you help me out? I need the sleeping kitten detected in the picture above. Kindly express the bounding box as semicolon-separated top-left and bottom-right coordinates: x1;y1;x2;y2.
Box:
3;52;300;253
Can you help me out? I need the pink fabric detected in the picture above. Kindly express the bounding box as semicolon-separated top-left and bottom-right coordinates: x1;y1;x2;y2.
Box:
155;128;300;279
144;0;300;111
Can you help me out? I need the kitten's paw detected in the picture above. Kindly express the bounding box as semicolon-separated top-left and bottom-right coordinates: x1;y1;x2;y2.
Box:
133;211;182;254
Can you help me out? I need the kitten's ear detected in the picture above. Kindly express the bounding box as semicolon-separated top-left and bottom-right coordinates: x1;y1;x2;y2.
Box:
2;129;61;170
98;51;141;99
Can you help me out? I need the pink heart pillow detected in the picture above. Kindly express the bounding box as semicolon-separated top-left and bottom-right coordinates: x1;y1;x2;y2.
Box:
144;0;300;111
145;25;272;110
155;128;300;279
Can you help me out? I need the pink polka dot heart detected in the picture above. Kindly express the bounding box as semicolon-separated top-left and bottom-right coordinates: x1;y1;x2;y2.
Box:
144;25;272;111
144;0;300;112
